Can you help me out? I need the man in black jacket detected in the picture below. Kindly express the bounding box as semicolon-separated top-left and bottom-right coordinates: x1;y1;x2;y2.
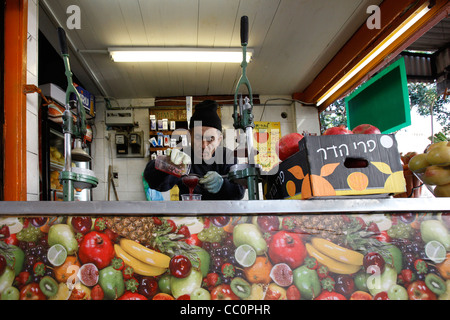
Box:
143;100;245;200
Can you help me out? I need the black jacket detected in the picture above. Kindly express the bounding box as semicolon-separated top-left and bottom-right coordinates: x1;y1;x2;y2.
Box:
143;147;245;200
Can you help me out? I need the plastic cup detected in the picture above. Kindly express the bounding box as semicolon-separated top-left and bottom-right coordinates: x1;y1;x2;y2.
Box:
181;194;202;201
155;155;190;177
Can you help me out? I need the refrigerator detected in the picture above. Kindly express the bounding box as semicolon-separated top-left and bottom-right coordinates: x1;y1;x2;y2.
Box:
39;83;93;201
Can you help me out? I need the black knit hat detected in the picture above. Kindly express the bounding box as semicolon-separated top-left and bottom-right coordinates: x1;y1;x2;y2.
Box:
189;100;222;132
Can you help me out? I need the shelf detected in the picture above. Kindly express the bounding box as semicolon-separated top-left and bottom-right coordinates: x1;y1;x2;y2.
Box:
0;198;448;216
50;161;65;171
149;130;174;135
149;130;188;151
149;130;189;137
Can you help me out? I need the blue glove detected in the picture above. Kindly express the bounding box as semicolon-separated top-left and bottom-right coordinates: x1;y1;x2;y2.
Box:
199;171;223;194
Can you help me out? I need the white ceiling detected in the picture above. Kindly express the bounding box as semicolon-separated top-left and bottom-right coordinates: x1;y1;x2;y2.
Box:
39;0;383;101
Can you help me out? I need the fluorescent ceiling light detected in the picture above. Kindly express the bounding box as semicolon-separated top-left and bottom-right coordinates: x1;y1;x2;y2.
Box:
108;47;253;63
316;3;431;107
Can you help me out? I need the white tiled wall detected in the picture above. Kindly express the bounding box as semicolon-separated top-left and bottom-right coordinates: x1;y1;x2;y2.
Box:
26;0;40;200
91;101;151;201
220;96;297;136
293;101;321;135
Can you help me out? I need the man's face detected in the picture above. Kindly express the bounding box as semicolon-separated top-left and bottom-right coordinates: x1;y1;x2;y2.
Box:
192;126;222;161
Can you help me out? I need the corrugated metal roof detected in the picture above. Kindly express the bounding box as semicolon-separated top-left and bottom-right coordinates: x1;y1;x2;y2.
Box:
407;16;450;52
393;15;450;84
402;53;435;83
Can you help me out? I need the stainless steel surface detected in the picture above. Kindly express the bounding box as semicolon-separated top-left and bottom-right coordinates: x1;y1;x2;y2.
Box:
229;163;252;173
71;138;92;162
246;126;255;164
63;132;72;172
71;167;98;189
0;198;448;216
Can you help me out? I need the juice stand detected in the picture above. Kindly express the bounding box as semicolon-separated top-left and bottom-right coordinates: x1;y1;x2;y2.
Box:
0;199;449;301
1;0;450;305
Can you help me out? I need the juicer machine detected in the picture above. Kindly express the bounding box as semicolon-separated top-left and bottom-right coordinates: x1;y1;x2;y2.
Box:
229;16;262;200
57;27;98;201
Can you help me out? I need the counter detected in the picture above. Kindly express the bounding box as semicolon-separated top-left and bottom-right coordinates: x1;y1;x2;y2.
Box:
0;198;449;301
1;198;449;216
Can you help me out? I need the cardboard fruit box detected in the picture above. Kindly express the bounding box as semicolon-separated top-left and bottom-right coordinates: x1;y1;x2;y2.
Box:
264;134;406;200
